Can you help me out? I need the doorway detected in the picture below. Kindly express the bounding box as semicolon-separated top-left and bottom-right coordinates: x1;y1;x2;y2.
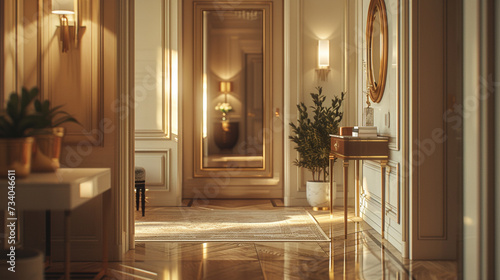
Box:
181;0;284;199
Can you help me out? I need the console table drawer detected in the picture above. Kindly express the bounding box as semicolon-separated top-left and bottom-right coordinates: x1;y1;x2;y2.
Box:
330;136;389;159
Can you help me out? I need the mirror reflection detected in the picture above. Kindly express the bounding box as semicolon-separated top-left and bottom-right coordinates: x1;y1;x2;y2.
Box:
202;10;264;169
371;9;381;87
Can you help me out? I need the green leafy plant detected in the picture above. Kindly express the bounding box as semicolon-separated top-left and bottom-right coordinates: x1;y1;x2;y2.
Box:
33;99;80;130
0;87;42;138
289;87;345;182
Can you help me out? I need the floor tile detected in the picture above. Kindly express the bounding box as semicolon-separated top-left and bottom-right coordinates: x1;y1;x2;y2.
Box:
49;200;459;279
255;242;328;261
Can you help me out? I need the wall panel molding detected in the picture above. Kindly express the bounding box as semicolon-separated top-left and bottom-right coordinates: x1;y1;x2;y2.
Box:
135;149;171;191
363;160;400;224
414;0;447;241
388;0;401;151
134;0;171;140
40;0;104;145
409;0;462;259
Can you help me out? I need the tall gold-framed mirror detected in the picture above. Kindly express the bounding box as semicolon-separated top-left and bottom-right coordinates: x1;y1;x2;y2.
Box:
192;2;273;178
366;0;388;103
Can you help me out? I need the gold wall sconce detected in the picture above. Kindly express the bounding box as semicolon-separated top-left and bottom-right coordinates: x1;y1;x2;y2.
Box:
52;0;82;53
219;81;233;102
316;39;330;81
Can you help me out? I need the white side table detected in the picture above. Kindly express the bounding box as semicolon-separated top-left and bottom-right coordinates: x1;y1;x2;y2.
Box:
0;168;111;280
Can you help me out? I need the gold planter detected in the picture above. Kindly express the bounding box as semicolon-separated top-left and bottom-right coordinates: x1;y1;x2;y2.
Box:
31;127;65;172
0;137;34;178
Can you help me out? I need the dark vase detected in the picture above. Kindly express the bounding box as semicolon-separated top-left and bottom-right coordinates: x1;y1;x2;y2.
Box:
214;121;239;150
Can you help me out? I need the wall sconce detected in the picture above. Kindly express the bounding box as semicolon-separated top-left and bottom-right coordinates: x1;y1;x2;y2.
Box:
52;0;81;53
219;81;233;102
316;39;330;81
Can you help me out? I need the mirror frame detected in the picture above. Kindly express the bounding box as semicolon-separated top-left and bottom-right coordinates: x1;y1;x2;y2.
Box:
192;2;273;178
366;0;388;103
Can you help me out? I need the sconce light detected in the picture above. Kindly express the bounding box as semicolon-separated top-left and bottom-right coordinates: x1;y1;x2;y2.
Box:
316;39;330;81
219;81;233;102
52;0;81;53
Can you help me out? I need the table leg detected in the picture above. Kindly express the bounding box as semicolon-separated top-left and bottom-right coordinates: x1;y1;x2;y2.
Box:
380;160;388;239
102;194;109;276
45;210;51;267
94;193;110;280
141;185;146;216
136;185;139;211
343;160;349;239
329;157;335;217
355;160;360;217
64;210;71;280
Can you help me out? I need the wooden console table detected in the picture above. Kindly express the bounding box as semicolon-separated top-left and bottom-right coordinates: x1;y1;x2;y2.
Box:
0;168;111;280
329;135;389;239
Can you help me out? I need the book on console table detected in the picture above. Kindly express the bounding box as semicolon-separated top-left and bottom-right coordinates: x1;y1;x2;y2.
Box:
352;126;378;137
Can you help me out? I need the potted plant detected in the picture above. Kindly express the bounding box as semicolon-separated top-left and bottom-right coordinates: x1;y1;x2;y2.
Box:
0;88;41;177
289;87;345;208
30;96;80;172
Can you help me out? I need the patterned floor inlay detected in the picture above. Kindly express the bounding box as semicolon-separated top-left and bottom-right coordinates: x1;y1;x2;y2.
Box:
48;200;457;279
135;209;329;241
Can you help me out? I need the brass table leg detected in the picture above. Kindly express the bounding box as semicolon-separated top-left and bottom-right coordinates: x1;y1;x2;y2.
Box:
330;156;335;218
343;159;349;239
355;160;360;217
380;160;388;239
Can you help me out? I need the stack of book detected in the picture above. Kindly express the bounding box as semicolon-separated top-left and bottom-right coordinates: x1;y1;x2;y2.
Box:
352;126;378;137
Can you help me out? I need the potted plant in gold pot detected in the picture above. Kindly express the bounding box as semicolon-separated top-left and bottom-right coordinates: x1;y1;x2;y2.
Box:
289;87;345;208
30;98;80;172
0;88;41;177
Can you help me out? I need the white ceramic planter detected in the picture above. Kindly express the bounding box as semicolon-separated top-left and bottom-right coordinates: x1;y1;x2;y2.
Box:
306;181;332;207
0;248;43;280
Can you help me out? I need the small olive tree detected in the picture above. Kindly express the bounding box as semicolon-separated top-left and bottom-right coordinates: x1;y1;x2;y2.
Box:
289;87;345;182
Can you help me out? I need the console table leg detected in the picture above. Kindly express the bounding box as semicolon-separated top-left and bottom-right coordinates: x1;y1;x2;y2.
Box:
355;160;360;217
64;210;71;280
330;157;335;217
45;210;51;267
380;160;388;240
343;160;349;239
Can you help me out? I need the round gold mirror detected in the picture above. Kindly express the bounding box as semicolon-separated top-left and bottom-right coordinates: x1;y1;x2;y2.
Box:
366;0;388;103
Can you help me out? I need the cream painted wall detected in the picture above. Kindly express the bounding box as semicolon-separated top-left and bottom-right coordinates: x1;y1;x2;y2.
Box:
463;0;497;277
355;0;405;254
134;0;181;206
284;0;351;206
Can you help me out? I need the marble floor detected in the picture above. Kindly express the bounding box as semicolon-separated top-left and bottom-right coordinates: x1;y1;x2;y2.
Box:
48;199;458;279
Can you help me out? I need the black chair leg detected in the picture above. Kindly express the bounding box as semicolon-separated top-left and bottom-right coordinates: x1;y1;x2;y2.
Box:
135;185;140;211
141;185;146;216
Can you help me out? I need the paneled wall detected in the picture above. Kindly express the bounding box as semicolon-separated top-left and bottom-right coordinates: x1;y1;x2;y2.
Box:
410;0;462;259
284;0;351;206
2;0;122;261
354;0;406;254
0;2;4;100
134;0;180;206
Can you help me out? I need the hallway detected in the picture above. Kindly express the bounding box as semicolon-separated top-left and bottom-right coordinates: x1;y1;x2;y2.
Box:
102;200;458;279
